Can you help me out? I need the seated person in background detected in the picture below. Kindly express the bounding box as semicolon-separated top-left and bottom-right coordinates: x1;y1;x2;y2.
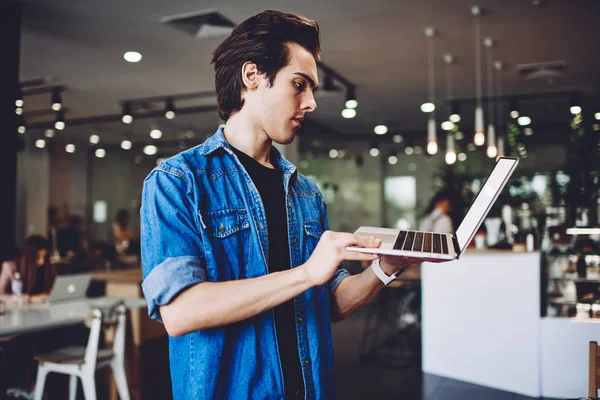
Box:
419;189;454;234
112;209;140;266
19;235;56;299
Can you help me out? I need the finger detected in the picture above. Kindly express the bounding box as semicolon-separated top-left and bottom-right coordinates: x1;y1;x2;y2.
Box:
347;234;381;248
341;250;379;261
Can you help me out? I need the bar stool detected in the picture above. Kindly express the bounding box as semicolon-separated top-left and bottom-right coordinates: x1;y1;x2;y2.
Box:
33;302;130;400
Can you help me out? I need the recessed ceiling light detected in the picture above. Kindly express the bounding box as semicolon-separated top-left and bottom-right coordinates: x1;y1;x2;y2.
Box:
35;139;46;149
374;125;388;135
121;140;132;150
144;145;158;155
89;134;100;144
124;51;142;63
95;148;106;158
150;129;163;139
341;108;356;119
65;144;76;153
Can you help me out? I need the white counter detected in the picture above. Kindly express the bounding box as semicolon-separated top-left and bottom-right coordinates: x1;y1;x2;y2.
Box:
421;251;600;399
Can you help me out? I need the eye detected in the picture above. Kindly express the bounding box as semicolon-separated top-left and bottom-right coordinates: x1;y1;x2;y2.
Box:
294;81;305;91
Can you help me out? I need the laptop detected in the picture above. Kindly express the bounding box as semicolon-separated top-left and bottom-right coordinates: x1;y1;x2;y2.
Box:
346;156;519;261
48;273;92;303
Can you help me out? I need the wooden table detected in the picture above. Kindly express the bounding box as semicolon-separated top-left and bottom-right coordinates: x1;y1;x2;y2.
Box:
92;268;143;299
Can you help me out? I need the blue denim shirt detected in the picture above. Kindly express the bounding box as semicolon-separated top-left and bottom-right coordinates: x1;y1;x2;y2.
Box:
141;129;350;399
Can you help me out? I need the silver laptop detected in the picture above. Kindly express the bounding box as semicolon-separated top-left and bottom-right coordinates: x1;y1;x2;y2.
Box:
347;157;519;260
48;273;92;303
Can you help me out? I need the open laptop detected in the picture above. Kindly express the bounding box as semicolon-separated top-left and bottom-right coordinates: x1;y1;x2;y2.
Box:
346;156;519;261
48;273;92;303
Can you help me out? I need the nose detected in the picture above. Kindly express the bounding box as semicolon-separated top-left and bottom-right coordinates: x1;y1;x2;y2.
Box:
302;91;317;113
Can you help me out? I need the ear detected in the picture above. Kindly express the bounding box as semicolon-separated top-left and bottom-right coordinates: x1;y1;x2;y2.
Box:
241;62;260;91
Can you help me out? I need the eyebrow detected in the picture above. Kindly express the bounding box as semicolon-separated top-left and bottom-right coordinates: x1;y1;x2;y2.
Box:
294;72;319;91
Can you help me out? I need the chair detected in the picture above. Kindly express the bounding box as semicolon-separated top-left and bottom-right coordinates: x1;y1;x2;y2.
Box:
590;341;600;398
33;302;130;400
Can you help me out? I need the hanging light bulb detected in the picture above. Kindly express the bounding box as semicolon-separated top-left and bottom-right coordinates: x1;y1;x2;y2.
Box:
497;136;505;158
427;116;438;155
445;132;456;165
54;110;65;130
122;102;133;124
51;88;62;111
345;86;358;109
474;106;485;145
486;124;496;158
472;6;485;146
165;98;176;119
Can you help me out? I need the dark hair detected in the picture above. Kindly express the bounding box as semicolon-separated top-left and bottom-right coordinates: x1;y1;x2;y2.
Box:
424;189;453;216
211;10;321;121
20;235;54;295
115;209;130;228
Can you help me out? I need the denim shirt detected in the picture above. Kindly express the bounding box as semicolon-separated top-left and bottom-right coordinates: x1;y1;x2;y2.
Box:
140;129;350;400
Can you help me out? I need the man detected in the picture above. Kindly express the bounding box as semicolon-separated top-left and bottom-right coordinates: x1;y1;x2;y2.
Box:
141;10;418;399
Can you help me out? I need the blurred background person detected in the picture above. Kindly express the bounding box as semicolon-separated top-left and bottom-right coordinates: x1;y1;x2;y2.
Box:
19;235;56;298
419;189;454;234
0;244;20;295
112;209;140;267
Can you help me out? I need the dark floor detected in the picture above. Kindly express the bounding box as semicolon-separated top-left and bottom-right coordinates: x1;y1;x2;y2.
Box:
332;305;560;400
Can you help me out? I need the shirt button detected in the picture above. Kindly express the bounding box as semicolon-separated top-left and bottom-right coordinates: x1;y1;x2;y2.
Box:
258;222;263;229
304;359;310;366
297;317;304;323
218;224;225;234
292;238;298;244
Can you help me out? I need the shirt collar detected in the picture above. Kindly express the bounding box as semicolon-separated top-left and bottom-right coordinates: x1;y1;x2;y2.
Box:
199;128;297;175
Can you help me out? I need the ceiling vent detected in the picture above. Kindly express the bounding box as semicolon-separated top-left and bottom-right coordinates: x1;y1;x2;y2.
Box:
516;61;566;81
160;9;235;39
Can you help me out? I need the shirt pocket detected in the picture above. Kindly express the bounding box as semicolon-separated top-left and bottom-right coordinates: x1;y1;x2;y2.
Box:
202;208;251;280
303;220;328;292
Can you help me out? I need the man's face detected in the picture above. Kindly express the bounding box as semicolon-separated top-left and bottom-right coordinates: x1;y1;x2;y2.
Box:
250;42;319;144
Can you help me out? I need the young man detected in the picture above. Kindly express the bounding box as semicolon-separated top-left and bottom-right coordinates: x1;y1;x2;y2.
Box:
141;10;415;399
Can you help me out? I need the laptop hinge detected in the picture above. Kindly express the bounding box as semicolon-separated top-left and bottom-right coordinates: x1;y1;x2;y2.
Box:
452;235;461;256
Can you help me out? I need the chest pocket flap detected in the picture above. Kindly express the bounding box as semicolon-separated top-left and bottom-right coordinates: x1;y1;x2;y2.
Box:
203;208;250;238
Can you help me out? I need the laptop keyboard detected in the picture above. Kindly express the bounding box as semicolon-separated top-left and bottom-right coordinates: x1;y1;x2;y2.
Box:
393;230;449;254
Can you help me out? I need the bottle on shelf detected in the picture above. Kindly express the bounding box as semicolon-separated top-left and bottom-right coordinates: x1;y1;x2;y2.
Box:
12;272;23;296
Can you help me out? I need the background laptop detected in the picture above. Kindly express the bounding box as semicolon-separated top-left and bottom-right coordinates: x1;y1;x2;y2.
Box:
48;273;92;303
346;157;519;261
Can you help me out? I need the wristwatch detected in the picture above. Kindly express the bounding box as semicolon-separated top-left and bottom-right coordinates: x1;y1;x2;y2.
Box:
371;256;407;286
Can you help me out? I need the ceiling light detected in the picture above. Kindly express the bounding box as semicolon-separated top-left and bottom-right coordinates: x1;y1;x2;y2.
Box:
374;125;388;135
449;114;461;123
509;101;519;119
122;102;133;124
405;146;414;155
474;106;484;145
45;129;55;138
55;110;65;130
329;149;338;159
524;127;534;136
510;110;519;119
51;88;62;111
497;136;505;158
393;134;403;144
455;131;464;140
420;102;435;113
121;140;132;150
369;148;380;157
150;128;163;139
18;126;26;134
388;155;398;165
518;116;531;126
570;106;582;115
165;98;176;119
445;151;457;165
487;145;497;158
144;145;158;155
15;107;23;115
35;139;45;149
124;51;143;63
89;134;100;144
458;152;467;162
15;98;23;108
65;144;75;153
95;148;106;158
472;6;485;143
427;141;438;155
441;121;455;131
486;124;496;158
341;108;356;119
595;112;600;120
345;86;358;109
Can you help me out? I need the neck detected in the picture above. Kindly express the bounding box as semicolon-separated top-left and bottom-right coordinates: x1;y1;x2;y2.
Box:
223;109;273;167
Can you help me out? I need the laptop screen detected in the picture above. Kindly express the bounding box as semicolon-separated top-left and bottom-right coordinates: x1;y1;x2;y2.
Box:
455;157;519;253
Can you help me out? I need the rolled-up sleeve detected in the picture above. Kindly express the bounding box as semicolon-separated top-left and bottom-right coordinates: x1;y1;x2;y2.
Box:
140;166;206;323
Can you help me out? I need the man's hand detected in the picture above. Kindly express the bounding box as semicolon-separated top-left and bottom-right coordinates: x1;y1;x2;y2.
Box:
302;231;380;287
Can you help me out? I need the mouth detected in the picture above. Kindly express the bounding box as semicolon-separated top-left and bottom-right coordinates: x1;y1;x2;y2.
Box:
292;118;304;128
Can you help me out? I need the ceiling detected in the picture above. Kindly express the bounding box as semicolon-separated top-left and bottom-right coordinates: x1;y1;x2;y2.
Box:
16;0;600;148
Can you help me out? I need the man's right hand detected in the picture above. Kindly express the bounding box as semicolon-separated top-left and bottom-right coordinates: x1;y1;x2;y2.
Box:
301;231;380;287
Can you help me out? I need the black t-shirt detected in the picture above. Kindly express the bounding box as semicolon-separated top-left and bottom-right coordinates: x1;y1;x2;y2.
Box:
232;147;305;396
31;265;46;295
